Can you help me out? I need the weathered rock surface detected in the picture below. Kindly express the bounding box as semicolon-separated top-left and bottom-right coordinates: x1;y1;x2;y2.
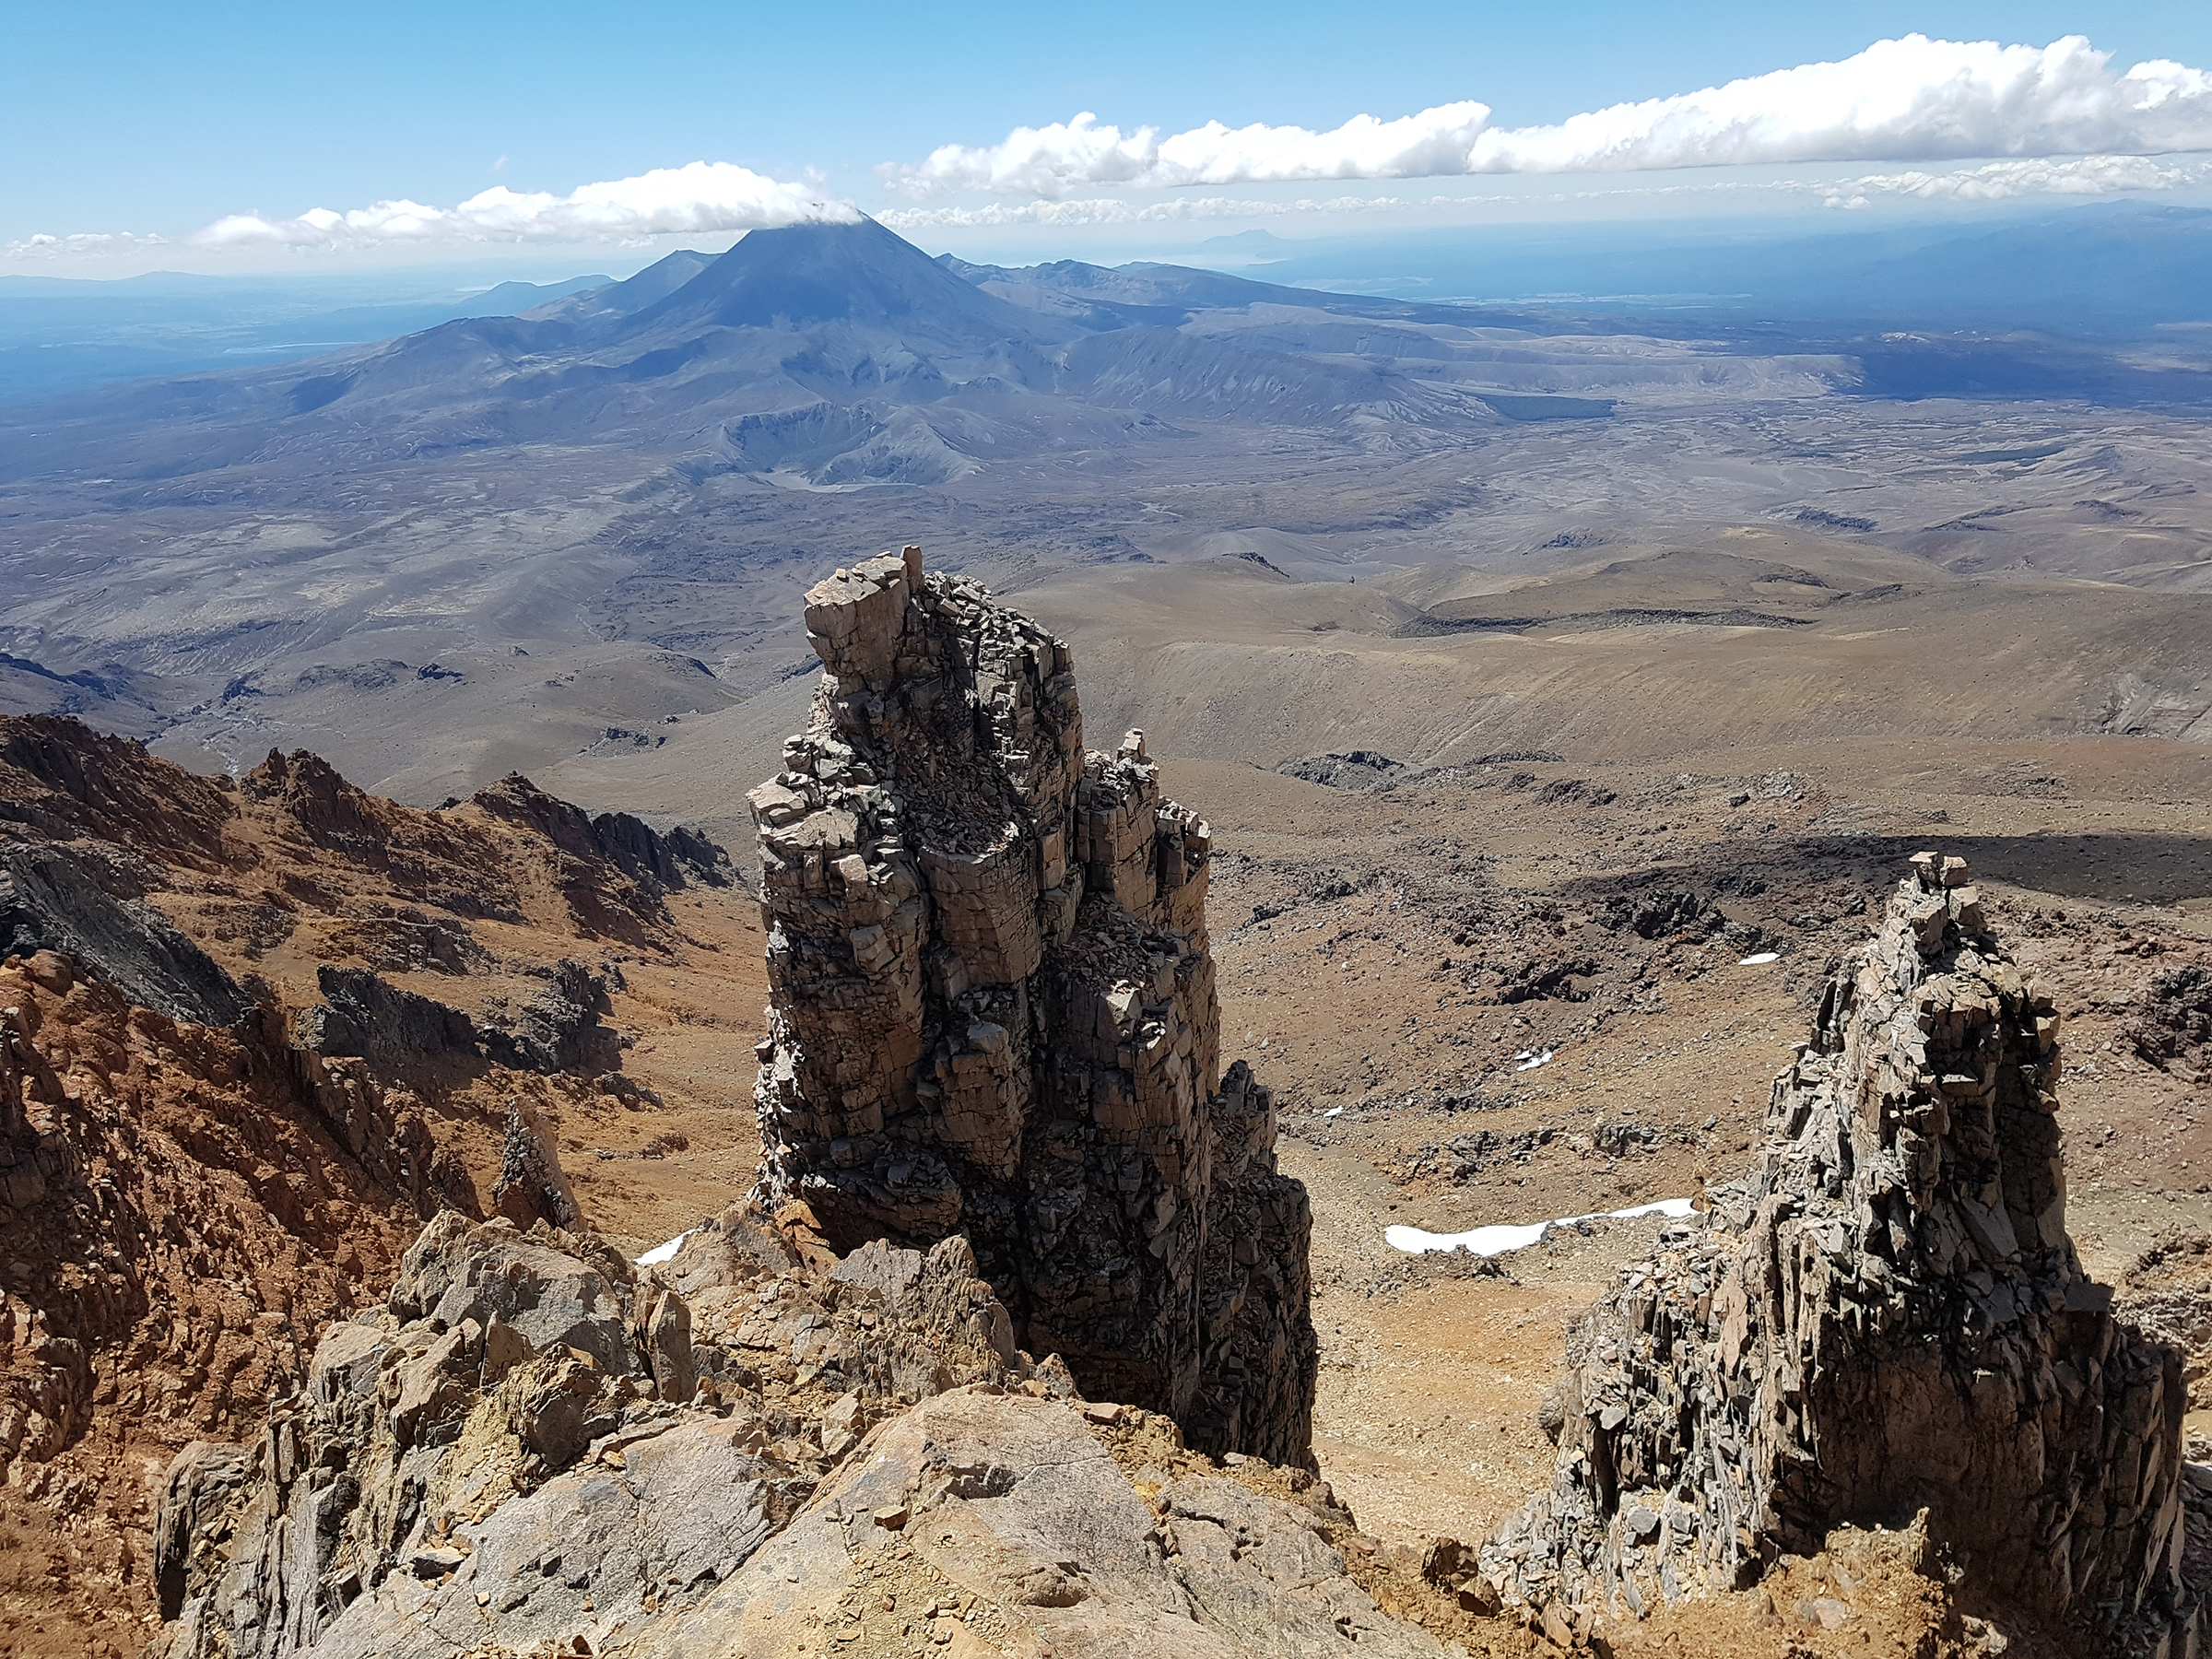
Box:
748;547;1316;1462
0;842;252;1027
0;948;476;1643
299;957;619;1077
154;1208;1432;1659
1478;853;2194;1653
631;1387;1449;1659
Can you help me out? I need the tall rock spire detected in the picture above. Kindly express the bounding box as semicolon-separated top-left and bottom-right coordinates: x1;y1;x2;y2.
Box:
748;547;1317;1461
1478;853;2190;1653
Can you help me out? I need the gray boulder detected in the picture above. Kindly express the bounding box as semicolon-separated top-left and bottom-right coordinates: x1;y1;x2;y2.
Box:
388;1214;637;1377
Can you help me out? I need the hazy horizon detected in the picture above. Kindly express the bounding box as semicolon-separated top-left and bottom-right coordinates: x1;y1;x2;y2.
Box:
13;6;2212;279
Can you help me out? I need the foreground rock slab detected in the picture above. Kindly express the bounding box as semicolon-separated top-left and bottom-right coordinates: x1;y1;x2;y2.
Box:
748;547;1316;1462
635;1387;1448;1659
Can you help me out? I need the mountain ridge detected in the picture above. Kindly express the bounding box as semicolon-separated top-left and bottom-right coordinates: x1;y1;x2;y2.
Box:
0;218;1547;493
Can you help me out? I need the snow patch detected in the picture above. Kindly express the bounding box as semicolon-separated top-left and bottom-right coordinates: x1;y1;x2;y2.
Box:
635;1230;693;1266
1385;1198;1697;1258
1739;951;1782;966
1514;1048;1555;1072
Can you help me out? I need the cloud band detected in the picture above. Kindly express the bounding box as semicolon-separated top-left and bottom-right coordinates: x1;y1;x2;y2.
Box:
189;161;859;250
888;35;2212;197
872;155;2212;233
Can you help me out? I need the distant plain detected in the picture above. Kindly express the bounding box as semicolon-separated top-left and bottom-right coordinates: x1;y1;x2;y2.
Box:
3;208;2209;847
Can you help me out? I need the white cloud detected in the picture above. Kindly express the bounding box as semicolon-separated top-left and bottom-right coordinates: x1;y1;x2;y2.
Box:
5;230;170;261
888;35;2212;196
1806;153;2209;208
877;194;1437;230
890;106;1495;198
188;160;858;250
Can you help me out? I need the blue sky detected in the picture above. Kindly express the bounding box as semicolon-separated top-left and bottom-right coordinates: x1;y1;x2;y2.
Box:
6;1;2212;273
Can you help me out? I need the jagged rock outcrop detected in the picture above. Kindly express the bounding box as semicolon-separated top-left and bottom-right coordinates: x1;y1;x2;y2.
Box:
1479;853;2193;1654
0;717;725;964
477;958;621;1074
470;772;734;895
2126;965;2212;1078
1601;888;1718;942
0;718;235;858
300;964;479;1068
299;958;619;1077
1277;749;1415;789
584;810;735;892
490;1100;582;1229
0;842;253;1026
153;1208;1432;1659
747;547;1316;1462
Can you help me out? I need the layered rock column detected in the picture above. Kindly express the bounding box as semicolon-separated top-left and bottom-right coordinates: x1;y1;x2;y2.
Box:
1480;853;2190;1651
748;547;1315;1461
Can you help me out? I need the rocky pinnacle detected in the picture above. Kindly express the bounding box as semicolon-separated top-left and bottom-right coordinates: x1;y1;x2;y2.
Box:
747;547;1318;1462
1480;853;2192;1653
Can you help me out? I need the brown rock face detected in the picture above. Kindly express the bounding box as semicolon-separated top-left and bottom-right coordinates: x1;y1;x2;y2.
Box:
749;547;1317;1461
0;715;728;1651
1479;853;2193;1651
0;949;469;1649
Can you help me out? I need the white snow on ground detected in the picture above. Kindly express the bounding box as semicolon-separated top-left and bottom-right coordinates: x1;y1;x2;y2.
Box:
1324;1106;1344;1118
1739;951;1781;965
634;1230;692;1266
1384;1198;1697;1257
1513;1049;1555;1072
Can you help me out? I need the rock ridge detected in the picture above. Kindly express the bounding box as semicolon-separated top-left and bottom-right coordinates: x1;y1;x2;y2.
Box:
0;714;742;1646
747;547;1317;1463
